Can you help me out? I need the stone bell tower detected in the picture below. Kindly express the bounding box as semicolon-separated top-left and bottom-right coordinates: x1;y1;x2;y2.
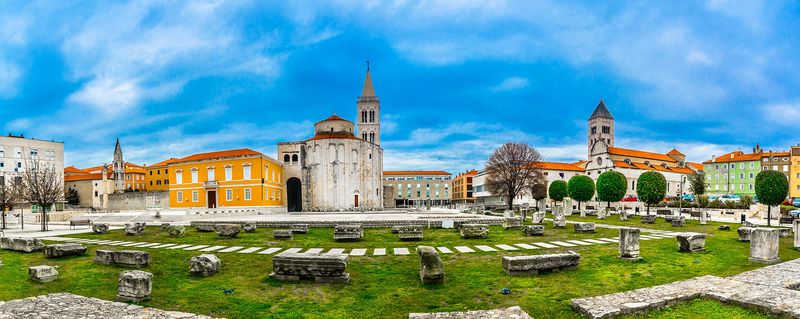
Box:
588;99;614;155
357;63;380;145
113;137;125;192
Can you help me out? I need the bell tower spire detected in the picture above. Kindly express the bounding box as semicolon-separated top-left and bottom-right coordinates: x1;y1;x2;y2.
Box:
357;62;380;145
113;136;125;192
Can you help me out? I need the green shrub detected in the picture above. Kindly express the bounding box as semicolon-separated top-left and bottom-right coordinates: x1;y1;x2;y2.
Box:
548;180;568;203
636;171;667;215
755;170;790;225
596;171;627;206
567;175;595;210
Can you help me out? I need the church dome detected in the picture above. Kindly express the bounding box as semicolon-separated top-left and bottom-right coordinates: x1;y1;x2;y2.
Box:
309;114;358;141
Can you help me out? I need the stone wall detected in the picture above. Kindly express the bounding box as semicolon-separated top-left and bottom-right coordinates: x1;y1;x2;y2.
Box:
107;191;169;211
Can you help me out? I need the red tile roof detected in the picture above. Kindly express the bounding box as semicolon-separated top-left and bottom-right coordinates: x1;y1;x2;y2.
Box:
613;161;697;174
384;170;451;176
608;147;678;163
702;151;762;164
64;171;112;182
174;149;262;164
667;148;685;156
314;114;352;125
687;162;704;171
535;161;585;172
148;158;179;168
307;132;360;141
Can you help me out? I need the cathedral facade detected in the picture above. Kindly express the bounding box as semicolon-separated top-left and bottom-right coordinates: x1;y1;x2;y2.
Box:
277;67;384;212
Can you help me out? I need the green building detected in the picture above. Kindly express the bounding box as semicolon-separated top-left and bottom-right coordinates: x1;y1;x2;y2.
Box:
703;151;762;196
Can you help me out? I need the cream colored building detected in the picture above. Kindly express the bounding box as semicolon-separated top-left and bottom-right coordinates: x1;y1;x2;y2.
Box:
0;135;64;210
384;171;452;207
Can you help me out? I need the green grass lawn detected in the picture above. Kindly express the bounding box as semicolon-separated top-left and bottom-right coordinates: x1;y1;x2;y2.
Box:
1;216;795;318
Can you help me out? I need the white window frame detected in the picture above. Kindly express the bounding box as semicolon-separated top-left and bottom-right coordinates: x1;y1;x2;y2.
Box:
207;167;215;181
175;170;183;185
243;164;252;180
244;188;251;201
177;191;183;202
191;169;198;184
192;191;199;202
225;165;233;181
226;189;233;201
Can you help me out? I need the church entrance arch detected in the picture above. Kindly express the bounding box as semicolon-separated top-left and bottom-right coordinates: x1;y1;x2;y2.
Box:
287;178;302;212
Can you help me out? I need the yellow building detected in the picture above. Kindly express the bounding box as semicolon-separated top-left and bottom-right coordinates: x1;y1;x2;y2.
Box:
791;146;800;199
451;169;478;204
168;149;284;209
123;162;147;191
145;158;178;191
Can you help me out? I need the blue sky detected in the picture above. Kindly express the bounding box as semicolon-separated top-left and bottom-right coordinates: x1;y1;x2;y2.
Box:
1;1;799;173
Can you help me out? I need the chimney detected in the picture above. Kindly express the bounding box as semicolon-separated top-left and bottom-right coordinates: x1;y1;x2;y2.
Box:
711;155;716;161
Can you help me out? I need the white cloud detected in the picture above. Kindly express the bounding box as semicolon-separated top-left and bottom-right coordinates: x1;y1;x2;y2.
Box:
490;76;529;92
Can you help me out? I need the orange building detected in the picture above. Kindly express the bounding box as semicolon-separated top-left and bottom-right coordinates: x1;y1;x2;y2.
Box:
168;149;284;209
451;170;478;204
145;158;178;191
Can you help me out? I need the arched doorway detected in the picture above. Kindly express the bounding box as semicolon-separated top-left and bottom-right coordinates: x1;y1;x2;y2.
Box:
286;177;302;212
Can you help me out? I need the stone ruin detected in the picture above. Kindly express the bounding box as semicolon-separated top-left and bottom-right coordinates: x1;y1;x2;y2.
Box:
195;224;215;232
409;306;533;319
167;225;186;237
522;225;544;236
777;227;792;238
273;229;294;240
117;270;152;302
795;220;800;249
618;228;640;261
573;222;596;234
396;225;423;241
417;246;444;284
95;250;150;267
270;252;350;283
640;215;656;224
619;210;629;221
333;224;363;242
738;227;756;241
749;228;780;264
552;212;567;228
459;224;488;239
190;254;221;276
159;223;171;232
718;225;731;231
531;211;545;224
124;223;146;236
669;216;685;227
91;223;109;234
290;224;309;234
502;251;581;276
214;224;241;238
243;223;257;233
0;237;45;253
29;265;59;283
44;243;87;258
503;217;523;230
676;233;706;252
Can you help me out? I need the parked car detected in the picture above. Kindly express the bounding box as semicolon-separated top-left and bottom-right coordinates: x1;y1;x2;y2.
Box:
622;195;638;202
792;198;800;207
789;209;800;219
709;195;720;201
720;194;741;203
682;194;695;201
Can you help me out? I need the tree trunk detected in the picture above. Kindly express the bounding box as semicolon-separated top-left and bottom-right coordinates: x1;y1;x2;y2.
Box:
507;195;514;212
767;205;771;227
578;201;581;212
647;205;650;216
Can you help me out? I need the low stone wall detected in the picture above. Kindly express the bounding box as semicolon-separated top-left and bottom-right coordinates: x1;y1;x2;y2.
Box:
189;217;503;229
0;293;216;318
108;191;169;211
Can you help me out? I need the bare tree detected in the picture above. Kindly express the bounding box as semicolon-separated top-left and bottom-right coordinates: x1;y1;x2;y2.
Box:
485;142;543;211
0;174;21;229
20;160;64;231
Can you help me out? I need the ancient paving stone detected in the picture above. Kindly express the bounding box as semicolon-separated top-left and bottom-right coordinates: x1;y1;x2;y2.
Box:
304;248;324;254
167;244;192;250
513;243;538;250
531;242;558;249
373;248;387;256
283;248;302;254
217;246;244;253
394;248;411;255
199;245;226;252
183;245;210;251
349;249;367;256
258;248;282;255
152;243;178;249
454;246;475;253
475;245;497;252
437;247;453;254
583;239;610;244
237;247;262;254
496;244;519;251
0;293;216;318
550;241;577;247
597;238;619;243
409;306;533;319
565;240;593;246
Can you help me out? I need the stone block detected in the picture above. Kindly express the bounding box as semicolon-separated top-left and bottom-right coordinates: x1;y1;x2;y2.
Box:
269;252;349;283
195;224;215;232
189;254;221;276
273;229;294;240
124;223;145;236
794;220;800;249
214;224;241;238
115;250;150;267
391;226;401;234
91;223;109;234
738;227;757;241
531;212;545;224
243;223;257;233
117;270;152;302
459;224;489;239
618;228;640;260
0;237;45;253
44;243;87;258
718;225;731;231
29;265;59;283
417;246;444;284
333;224;363;242
640;215;656;224
676;233;706;252
749;228;780;264
167;226;185;237
503;217;523;230
522;225;544;236
619;210;629;221
290;224;309;234
397;225;423;241
573;222;595;233
502;251;581;276
777;228;792;238
742;221;757;228
94;250;116;265
670;216;685;227
409;306;533;319
159;223;171;231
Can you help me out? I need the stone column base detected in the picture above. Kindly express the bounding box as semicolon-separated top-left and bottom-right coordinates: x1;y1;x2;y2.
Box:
748;257;780;264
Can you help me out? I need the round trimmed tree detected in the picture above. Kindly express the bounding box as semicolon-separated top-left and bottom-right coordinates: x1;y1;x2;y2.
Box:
567;175;595;212
548;180;568;209
530;183;547;211
596;171;627;211
755;170;789;226
637;171;667;215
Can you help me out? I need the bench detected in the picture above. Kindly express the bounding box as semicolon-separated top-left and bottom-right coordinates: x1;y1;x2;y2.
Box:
69;219;92;230
779;217;796;226
656;209;672;216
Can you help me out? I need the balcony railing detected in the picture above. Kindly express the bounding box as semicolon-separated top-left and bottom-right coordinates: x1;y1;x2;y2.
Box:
204;180;218;188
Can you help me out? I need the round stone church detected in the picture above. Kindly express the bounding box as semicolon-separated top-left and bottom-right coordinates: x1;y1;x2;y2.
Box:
277;68;384;212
